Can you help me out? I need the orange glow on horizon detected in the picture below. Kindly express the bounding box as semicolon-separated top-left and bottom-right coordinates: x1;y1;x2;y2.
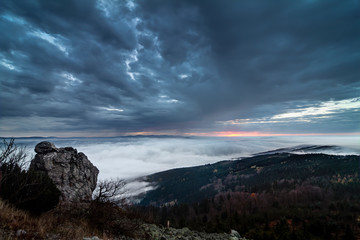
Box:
185;131;265;137
125;131;168;136
192;131;360;137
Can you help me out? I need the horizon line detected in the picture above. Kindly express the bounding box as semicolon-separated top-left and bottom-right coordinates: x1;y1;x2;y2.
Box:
1;131;360;138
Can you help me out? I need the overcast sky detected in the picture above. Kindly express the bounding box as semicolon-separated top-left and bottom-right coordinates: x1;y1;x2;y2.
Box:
1;0;359;137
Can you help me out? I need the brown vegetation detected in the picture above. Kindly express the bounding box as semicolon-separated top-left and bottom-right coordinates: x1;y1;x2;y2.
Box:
0;199;105;239
0;199;143;239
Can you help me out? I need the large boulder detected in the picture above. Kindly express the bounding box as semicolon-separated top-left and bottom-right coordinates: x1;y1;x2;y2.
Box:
29;141;99;202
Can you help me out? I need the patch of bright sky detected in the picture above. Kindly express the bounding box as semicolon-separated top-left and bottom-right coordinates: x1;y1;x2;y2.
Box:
125;49;140;81
126;0;136;10
96;0;137;18
96;0;112;17
0;58;20;71
10;50;28;59
1;13;26;25
2;13;68;55
218;97;360;126
60;72;82;86
158;95;180;103
96;0;146;83
179;74;189;79
98;106;124;112
95;0;161;85
272;97;360;119
29;31;68;55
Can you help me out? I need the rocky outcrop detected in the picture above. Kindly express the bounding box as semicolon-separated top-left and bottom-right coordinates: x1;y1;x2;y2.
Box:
30;141;99;202
82;224;248;240
141;224;247;240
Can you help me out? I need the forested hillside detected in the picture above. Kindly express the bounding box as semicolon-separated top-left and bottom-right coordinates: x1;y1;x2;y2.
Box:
135;153;360;239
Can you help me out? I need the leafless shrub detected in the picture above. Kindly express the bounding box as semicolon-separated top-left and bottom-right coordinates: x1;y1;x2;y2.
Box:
0;138;29;190
0;138;28;169
93;178;128;205
91;179;140;237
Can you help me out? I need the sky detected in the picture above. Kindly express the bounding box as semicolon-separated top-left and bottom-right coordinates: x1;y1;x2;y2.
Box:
0;0;360;137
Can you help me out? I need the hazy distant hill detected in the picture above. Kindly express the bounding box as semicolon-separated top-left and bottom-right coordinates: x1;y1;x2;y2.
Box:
137;147;360;206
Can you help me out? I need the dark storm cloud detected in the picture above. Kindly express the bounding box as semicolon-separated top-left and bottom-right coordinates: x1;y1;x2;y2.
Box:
0;0;138;121
0;0;359;136
3;0;137;50
137;0;360;114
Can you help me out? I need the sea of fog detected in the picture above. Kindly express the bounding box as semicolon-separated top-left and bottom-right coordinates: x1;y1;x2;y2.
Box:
11;136;360;180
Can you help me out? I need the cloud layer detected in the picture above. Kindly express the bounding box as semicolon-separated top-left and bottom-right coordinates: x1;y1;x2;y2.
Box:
17;136;360;180
1;0;360;136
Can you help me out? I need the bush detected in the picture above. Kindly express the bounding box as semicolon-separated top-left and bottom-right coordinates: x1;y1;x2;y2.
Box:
0;163;61;215
0;138;60;215
88;201;139;237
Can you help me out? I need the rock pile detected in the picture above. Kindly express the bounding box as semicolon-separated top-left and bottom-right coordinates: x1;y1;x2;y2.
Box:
30;141;99;202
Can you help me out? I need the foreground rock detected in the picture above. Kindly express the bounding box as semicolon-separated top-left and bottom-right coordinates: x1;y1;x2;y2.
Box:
82;224;248;240
30;141;99;202
140;224;247;240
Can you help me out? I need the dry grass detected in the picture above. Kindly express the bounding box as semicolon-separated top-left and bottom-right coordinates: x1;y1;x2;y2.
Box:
0;199;112;240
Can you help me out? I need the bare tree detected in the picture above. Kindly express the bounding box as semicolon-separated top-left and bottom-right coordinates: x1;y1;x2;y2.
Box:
93;178;128;205
0;138;29;184
0;138;28;168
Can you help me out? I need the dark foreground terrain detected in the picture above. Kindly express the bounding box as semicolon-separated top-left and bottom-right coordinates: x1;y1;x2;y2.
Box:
135;150;360;239
1;140;359;239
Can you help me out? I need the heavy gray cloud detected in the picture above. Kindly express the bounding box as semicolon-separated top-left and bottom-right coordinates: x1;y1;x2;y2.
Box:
0;0;359;136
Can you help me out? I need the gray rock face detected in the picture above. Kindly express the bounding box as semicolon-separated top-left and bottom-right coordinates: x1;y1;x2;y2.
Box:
30;142;99;202
34;141;58;154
